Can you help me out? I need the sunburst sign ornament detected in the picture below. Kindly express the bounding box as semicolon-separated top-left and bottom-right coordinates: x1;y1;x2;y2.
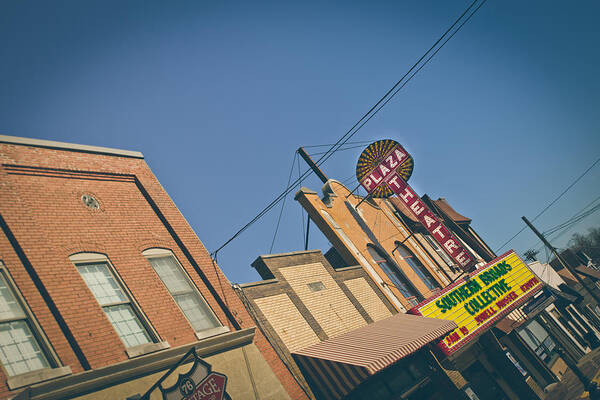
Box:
356;139;414;198
355;139;475;272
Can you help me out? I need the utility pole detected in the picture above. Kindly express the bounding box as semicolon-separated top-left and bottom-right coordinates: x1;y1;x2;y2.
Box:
298;147;328;184
297;147;327;252
522;216;600;305
304;214;310;251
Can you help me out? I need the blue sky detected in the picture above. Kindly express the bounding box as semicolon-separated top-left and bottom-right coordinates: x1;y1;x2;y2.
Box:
1;0;599;284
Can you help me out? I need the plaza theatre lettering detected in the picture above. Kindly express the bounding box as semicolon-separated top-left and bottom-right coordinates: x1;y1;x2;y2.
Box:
390;184;473;269
356;139;475;271
409;250;543;356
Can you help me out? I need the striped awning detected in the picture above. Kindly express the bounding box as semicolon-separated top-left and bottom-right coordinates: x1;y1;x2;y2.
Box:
291;313;457;400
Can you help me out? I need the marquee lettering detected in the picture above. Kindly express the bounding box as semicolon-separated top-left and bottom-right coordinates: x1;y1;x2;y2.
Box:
443;239;458;253
410;251;544;356
423;214;436;228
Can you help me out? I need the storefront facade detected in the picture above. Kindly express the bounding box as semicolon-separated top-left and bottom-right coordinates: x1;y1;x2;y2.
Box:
492;260;600;389
407;250;546;399
292;177;552;398
237;249;463;400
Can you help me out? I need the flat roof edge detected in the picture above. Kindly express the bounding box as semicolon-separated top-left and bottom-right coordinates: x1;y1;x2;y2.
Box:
0;134;144;159
238;278;279;288
256;249;322;260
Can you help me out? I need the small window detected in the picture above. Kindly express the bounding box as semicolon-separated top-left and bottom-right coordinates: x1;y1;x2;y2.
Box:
0;272;50;376
75;258;154;349
307;281;326;292
143;250;221;333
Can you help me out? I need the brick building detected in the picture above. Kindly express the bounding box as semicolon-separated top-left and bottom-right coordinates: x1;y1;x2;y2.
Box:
0;135;309;399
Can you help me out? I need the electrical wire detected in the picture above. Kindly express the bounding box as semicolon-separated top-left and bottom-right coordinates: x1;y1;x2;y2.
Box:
544;202;600;236
305;0;484;171
495;155;600;253
301;140;373;149
211;0;486;258
269;152;298;253
526;195;600;254
336;0;489;149
340;173;359;185
308;143;374;157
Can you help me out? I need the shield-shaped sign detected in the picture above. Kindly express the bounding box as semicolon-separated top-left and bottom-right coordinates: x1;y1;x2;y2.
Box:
182;372;227;400
159;354;228;400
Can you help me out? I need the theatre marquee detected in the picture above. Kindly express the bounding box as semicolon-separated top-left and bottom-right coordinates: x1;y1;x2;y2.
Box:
408;250;543;356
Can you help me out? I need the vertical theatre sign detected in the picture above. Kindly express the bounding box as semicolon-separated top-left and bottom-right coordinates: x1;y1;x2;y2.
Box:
409;250;543;355
356;139;474;271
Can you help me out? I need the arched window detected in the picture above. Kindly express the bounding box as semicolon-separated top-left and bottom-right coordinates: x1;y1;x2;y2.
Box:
423;234;458;273
394;242;440;291
0;263;52;377
70;253;156;349
367;244;421;307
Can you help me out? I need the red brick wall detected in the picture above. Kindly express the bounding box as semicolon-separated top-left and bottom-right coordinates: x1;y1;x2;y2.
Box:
0;142;308;400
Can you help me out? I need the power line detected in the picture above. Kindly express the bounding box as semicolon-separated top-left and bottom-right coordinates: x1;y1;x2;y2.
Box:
210;0;487;258
340;173;358;186
495;155;600;253
339;0;489;145
306;0;485;170
526;195;600;254
308;143;372;157
329;0;490;202
269;151;298;253
545;201;600;236
302;140;373;149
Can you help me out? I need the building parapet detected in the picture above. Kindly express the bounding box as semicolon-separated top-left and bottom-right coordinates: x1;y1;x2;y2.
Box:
0;134;144;159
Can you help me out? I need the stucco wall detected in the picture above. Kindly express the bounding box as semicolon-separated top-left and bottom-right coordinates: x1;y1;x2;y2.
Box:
72;343;290;400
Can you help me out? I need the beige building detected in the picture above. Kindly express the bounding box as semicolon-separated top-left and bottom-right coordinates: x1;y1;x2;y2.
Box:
290;179;541;399
294;180;462;311
236;250;461;399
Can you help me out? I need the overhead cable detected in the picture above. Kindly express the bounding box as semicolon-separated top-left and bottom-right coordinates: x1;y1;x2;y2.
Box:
527;195;600;253
302;140;373;149
308;143;375;157
210;0;486;258
496;155;600;253
545;201;600;236
269;151;299;253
